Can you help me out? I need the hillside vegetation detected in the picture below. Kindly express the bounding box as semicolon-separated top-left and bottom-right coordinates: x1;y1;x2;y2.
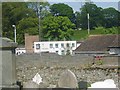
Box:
72;27;120;41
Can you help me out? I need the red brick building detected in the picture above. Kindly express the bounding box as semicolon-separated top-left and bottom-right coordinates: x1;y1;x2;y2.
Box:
25;33;39;53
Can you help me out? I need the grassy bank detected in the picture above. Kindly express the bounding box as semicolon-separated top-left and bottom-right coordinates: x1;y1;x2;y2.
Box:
72;27;120;41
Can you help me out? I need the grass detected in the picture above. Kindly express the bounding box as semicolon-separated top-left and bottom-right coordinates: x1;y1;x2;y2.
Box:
72;30;88;41
72;27;120;41
72;29;101;41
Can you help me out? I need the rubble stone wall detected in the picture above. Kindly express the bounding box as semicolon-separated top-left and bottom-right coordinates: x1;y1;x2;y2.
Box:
16;54;119;88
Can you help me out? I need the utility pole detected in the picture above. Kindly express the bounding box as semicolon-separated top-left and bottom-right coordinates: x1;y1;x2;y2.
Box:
84;1;90;34
37;1;42;56
87;13;90;34
37;2;41;41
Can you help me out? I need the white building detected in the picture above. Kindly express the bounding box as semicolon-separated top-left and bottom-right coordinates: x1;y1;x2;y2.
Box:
15;48;26;55
34;41;80;55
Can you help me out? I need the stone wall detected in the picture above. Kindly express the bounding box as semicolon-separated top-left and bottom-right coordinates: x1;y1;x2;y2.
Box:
16;54;119;88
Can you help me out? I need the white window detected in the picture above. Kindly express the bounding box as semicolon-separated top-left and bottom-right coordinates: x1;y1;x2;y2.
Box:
36;44;40;49
50;44;53;48
55;43;58;48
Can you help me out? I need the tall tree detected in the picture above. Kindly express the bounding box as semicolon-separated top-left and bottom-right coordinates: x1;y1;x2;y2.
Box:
2;2;37;44
79;2;104;29
102;7;120;28
17;17;39;44
75;11;81;29
41;16;75;41
27;2;51;19
50;3;75;23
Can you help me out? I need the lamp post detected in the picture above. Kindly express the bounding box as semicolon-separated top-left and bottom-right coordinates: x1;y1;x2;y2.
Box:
87;13;90;34
12;25;16;43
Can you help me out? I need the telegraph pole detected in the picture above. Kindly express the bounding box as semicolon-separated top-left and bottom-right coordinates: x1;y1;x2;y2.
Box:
84;1;90;34
37;2;41;41
87;13;90;34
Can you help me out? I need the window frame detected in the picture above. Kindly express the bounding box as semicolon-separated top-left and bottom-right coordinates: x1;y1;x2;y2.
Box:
36;44;40;49
55;43;58;48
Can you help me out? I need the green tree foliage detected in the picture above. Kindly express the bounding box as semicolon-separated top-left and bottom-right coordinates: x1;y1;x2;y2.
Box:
102;7;120;28
17;17;38;44
2;2;50;44
75;11;81;29
79;2;104;29
41;16;75;41
27;2;51;19
50;3;75;23
2;2;37;43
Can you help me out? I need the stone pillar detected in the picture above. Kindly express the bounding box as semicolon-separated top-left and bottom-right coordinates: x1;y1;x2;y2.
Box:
0;37;19;89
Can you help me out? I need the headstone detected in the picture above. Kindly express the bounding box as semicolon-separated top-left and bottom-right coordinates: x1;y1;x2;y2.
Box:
58;69;78;88
0;37;18;89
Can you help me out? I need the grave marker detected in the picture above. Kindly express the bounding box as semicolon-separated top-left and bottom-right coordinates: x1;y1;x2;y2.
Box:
58;69;78;88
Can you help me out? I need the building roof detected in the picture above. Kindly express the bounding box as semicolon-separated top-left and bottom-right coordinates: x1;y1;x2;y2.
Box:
108;35;120;48
75;34;120;51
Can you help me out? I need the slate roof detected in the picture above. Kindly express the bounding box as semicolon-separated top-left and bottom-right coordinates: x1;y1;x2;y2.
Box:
75;34;120;51
108;35;120;47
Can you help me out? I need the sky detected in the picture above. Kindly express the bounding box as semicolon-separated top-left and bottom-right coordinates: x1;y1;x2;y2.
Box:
47;0;120;12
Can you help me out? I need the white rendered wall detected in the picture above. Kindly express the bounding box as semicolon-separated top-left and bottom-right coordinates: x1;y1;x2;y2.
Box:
34;41;77;55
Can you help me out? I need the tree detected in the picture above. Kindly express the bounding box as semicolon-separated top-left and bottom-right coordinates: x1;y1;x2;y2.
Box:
41;16;75;41
75;11;81;29
50;3;75;23
102;7;120;28
17;17;38;44
2;2;37;43
79;2;104;29
27;2;51;19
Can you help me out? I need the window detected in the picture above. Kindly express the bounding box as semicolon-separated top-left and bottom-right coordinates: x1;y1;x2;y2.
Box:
50;44;53;48
61;43;64;48
55;43;58;48
66;43;70;47
56;51;58;53
36;44;40;49
72;43;75;47
61;50;64;55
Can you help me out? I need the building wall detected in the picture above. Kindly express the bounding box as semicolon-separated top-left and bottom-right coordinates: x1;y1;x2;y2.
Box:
34;41;78;55
25;33;39;53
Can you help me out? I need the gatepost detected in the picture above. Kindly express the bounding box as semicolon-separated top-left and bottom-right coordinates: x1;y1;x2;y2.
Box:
0;37;19;89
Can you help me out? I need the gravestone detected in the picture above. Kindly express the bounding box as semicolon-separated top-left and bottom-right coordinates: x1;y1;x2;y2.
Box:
0;37;18;89
58;69;78;88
